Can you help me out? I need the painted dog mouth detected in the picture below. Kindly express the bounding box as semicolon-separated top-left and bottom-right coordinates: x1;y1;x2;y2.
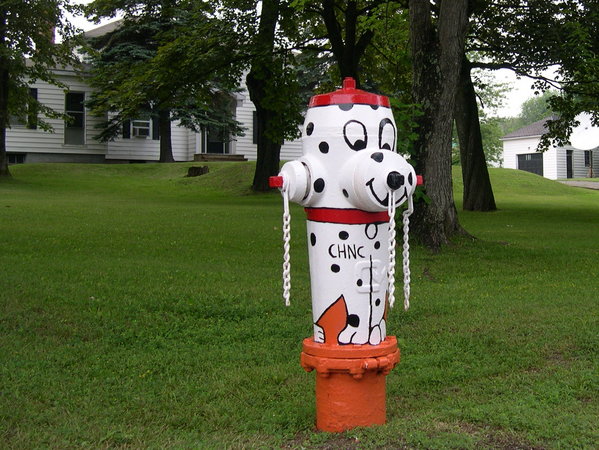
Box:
366;178;407;207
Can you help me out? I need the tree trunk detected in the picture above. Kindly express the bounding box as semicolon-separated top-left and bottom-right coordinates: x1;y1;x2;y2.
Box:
0;8;10;178
248;0;281;191
455;58;496;211
251;103;281;191
409;0;469;250
158;108;174;163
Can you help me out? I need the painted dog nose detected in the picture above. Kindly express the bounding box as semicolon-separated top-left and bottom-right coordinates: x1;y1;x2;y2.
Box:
387;171;404;190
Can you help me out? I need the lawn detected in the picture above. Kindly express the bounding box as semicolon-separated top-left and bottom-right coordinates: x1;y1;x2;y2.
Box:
1;163;597;448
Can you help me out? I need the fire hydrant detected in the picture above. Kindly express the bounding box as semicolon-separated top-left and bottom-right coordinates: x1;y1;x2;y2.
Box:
270;78;421;432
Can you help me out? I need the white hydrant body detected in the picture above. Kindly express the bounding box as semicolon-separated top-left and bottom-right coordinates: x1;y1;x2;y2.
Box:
273;78;417;346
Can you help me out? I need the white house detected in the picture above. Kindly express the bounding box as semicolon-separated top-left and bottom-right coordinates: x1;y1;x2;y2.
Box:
6;23;302;165
501;116;599;179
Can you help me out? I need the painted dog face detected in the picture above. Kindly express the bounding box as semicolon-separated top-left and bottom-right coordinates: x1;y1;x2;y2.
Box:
299;103;416;211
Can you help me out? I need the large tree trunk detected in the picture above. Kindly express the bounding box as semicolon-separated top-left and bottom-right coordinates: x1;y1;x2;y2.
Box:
409;0;469;250
455;58;496;211
158;109;174;163
250;102;281;191
248;0;281;191
0;8;10;178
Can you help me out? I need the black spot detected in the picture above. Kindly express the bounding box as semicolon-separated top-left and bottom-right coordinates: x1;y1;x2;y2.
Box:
314;178;325;193
342;189;349;198
331;264;340;273
371;152;384;163
365;223;379;239
347;314;360;327
357;279;363;287
306;122;314;136
370;104;380;110
339;103;353;111
310;233;316;246
375;298;381;307
319;141;329;154
374;241;381;249
339;231;349;240
408;172;413;185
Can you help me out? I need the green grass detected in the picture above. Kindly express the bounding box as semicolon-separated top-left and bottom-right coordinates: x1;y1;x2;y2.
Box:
1;163;597;448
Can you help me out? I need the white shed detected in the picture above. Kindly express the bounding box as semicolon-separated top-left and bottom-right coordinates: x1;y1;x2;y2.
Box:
501;116;599;179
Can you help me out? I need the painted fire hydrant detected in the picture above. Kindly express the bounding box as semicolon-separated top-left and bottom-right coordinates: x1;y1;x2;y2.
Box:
270;78;421;432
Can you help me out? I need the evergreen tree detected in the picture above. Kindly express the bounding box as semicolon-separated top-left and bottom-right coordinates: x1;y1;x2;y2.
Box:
85;0;242;162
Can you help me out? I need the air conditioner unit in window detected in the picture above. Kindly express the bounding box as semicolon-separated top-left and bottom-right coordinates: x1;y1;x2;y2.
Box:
132;120;151;138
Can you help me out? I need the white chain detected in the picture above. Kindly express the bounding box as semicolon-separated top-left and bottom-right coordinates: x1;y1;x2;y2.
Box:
402;195;414;310
387;191;397;309
281;187;292;306
388;191;414;310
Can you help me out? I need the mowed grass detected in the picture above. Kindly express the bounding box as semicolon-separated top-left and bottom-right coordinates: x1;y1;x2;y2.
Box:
0;163;597;448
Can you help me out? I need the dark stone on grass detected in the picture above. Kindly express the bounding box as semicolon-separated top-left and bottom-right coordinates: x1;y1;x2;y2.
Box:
186;166;209;177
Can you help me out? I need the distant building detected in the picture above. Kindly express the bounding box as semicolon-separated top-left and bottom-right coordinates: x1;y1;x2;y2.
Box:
6;23;302;165
501;116;599;179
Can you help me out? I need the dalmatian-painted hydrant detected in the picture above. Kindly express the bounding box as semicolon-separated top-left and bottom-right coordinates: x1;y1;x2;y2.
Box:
269;78;421;432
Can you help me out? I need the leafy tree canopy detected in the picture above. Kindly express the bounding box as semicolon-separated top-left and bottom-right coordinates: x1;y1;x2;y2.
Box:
84;0;244;144
0;0;82;176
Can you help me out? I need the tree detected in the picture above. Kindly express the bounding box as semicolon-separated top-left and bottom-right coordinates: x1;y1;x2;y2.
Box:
464;1;595;151
0;0;81;177
241;0;308;191
455;56;496;211
409;0;470;249
85;0;242;162
537;2;599;149
301;0;388;85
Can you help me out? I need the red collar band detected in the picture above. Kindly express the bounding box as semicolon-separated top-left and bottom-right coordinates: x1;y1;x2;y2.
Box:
305;208;390;224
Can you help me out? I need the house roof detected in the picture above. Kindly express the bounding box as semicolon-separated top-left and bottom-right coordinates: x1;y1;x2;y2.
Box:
501;115;558;140
83;20;122;39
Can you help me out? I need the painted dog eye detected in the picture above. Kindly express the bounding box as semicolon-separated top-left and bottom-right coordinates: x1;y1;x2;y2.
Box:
343;120;367;151
379;118;396;151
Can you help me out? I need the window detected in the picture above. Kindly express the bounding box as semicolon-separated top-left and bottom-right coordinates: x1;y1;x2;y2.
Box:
585;150;592;167
27;88;38;129
132;119;151;138
122;116;159;140
7;153;26;164
9;88;38;129
64;92;85;145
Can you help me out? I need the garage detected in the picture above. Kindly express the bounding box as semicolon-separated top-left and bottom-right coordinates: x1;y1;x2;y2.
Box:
517;153;543;176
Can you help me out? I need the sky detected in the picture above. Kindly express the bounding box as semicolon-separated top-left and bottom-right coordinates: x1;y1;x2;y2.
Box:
66;2;536;119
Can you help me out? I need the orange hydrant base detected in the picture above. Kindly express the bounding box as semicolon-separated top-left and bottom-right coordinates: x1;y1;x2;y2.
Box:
300;337;400;432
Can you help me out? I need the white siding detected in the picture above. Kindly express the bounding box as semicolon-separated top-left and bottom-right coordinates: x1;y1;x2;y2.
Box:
501;135;599;179
593;150;599;177
6;72;107;159
106;119;192;161
571;147;589;178
502;136;542;170
233;86;303;161
544;147;559;179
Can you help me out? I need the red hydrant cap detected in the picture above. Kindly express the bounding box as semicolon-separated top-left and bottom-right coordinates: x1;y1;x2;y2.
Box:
269;176;284;188
417;175;424;186
309;77;390;108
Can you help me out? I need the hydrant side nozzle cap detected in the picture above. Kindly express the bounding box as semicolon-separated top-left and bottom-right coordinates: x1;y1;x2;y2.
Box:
309;77;390;108
269;176;284;188
417;175;424;186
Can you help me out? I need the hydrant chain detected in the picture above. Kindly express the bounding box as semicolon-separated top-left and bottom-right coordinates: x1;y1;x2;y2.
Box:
402;196;414;310
387;190;397;309
282;187;292;306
